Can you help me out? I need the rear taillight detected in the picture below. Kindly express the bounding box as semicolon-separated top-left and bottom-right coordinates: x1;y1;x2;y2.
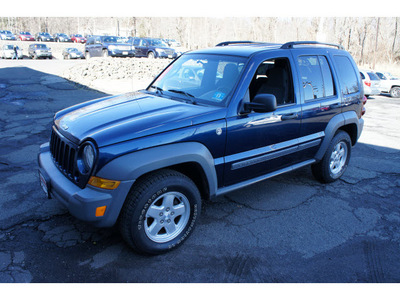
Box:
364;81;371;87
361;95;367;116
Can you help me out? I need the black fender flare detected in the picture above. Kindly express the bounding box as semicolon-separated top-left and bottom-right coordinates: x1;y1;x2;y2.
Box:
315;111;363;161
96;142;218;197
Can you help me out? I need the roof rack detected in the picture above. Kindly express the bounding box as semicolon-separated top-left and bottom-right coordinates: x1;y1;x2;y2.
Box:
281;41;344;50
216;41;258;47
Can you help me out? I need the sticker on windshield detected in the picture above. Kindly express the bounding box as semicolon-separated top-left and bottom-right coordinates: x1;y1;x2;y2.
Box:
212;91;226;101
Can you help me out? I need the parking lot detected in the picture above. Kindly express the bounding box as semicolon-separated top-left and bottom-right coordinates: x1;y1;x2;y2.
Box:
0;59;399;283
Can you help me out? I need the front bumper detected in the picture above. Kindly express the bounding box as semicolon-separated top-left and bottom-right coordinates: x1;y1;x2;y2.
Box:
38;143;135;227
36;52;52;58
3;52;23;59
109;49;135;57
156;52;177;59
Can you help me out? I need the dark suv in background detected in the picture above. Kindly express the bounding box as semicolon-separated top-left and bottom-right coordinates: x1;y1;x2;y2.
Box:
85;35;135;58
129;37;177;59
38;41;365;255
54;33;72;43
35;32;54;42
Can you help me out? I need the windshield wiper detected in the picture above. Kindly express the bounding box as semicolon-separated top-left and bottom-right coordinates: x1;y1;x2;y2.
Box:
167;89;197;104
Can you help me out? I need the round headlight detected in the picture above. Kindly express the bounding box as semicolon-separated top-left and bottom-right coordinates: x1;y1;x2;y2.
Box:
83;144;95;171
77;143;96;175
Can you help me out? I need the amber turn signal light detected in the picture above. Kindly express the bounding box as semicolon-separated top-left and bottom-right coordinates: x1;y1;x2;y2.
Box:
88;176;120;190
95;206;107;217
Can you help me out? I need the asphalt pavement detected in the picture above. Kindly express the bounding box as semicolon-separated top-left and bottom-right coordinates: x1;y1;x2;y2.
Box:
0;60;399;283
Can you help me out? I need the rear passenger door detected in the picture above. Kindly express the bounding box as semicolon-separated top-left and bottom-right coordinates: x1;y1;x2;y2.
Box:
292;51;342;159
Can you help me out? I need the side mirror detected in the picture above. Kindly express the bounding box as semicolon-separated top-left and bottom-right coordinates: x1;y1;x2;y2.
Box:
243;94;277;113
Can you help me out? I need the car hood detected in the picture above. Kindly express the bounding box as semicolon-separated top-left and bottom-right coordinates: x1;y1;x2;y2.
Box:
54;91;226;147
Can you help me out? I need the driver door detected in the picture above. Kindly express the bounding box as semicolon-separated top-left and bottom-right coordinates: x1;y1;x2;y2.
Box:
223;56;302;186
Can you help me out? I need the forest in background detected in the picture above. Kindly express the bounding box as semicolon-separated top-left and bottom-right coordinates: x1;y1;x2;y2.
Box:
1;17;399;68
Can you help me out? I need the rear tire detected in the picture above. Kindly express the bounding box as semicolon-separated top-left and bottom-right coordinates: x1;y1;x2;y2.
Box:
311;130;351;183
119;169;201;255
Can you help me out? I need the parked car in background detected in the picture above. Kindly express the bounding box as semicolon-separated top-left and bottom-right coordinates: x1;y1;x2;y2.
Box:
0;44;23;59
54;33;72;43
85;35;135;58
62;47;84;59
36;32;55;42
359;70;381;98
71;34;87;43
164;39;187;56
118;36;130;43
129;37;176;59
0;30;17;40
375;71;400;98
18;31;35;41
28;44;52;59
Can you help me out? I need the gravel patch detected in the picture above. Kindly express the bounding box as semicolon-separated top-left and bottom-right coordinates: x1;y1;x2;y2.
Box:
62;57;170;88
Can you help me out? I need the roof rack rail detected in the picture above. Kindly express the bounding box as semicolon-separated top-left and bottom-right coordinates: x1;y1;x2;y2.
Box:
281;41;344;50
216;41;257;47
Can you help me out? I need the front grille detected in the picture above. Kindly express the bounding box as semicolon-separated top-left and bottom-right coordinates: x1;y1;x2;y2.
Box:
50;127;79;182
117;45;131;51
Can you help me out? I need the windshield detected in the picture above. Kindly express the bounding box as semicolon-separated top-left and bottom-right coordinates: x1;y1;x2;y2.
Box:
75;34;82;37
148;54;246;106
35;44;48;49
149;39;168;47
43;33;51;36
69;48;79;52
5;31;12;34
103;36;120;43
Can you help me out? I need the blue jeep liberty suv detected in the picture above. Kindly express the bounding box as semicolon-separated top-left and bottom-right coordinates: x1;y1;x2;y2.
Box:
38;41;365;254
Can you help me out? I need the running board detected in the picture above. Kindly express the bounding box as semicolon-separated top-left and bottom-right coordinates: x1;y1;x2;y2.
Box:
216;159;316;197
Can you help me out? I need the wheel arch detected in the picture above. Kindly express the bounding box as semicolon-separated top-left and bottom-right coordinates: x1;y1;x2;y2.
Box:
96;142;218;200
315;111;363;161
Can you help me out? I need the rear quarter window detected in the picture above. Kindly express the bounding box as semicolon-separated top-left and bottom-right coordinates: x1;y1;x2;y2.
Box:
333;55;360;95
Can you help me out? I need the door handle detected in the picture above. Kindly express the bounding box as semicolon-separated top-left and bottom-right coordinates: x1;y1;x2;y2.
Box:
281;113;298;120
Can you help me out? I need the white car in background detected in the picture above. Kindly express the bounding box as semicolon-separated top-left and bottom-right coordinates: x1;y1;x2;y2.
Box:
375;71;400;98
359;70;381;98
0;44;23;59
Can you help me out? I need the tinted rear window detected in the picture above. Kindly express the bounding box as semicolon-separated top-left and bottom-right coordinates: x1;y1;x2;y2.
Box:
333;55;359;95
367;72;379;81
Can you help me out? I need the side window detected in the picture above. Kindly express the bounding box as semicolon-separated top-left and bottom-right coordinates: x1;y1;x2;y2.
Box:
318;56;335;98
376;72;386;80
297;55;335;101
333;55;360;95
248;57;294;106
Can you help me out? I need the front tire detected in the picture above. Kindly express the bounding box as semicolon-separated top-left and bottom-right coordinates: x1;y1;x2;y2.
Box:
390;86;400;98
311;130;352;183
147;51;155;59
119;169;201;255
